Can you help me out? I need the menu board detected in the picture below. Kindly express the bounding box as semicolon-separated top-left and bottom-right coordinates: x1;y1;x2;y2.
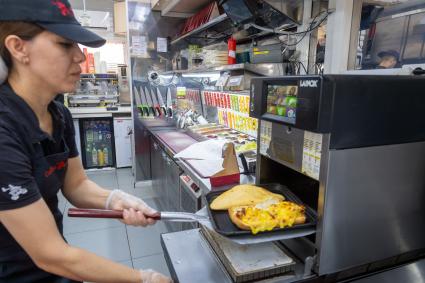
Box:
266;85;298;124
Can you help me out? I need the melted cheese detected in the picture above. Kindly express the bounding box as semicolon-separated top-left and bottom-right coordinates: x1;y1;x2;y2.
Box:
236;201;305;235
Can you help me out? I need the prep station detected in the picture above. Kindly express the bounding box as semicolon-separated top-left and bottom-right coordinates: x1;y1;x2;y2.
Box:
126;0;425;282
133;74;425;283
71;0;425;282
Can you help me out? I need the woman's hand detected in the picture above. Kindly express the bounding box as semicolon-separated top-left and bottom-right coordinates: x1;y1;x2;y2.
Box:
106;190;158;227
140;269;173;283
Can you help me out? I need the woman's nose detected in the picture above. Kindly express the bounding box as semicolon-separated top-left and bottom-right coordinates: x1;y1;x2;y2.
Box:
74;46;86;63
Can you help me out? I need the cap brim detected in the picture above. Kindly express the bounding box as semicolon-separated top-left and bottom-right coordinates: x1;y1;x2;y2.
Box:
377;51;399;60
38;23;106;48
378;51;389;58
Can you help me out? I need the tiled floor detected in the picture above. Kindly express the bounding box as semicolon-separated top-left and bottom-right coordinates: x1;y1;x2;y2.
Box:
59;168;171;279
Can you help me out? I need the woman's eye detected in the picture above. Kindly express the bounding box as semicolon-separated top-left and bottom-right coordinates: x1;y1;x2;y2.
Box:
59;42;74;49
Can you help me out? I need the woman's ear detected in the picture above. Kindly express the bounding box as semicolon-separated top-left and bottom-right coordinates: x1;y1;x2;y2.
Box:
4;35;31;65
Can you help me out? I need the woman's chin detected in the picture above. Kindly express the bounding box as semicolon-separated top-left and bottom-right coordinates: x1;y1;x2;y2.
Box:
59;84;78;94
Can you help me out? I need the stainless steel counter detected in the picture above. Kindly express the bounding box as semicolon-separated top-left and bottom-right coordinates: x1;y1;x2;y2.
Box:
161;229;313;283
161;229;232;283
137;116;256;192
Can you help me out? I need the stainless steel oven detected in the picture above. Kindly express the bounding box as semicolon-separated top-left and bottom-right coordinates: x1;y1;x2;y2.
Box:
250;74;425;279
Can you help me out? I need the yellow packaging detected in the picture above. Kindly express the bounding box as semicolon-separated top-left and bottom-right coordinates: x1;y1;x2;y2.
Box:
98;149;104;166
228;111;233;128
237;114;242;131
238;96;243;113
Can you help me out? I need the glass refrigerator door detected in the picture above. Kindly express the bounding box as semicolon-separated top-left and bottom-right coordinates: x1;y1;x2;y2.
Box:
80;118;116;169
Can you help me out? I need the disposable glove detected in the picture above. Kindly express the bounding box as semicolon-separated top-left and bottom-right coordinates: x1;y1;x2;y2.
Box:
140;269;173;283
106;190;158;226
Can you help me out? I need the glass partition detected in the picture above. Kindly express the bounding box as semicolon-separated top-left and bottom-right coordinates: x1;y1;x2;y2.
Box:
354;0;425;70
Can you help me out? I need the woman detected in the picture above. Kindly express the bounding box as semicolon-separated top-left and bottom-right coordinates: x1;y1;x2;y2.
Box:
0;1;172;282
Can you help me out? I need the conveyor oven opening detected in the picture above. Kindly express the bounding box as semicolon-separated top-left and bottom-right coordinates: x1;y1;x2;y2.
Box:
258;155;320;213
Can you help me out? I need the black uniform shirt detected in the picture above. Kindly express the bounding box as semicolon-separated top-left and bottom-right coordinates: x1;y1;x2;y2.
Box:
0;83;78;261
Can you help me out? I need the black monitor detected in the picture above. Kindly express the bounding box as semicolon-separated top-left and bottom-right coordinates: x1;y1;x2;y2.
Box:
220;0;299;29
219;0;253;25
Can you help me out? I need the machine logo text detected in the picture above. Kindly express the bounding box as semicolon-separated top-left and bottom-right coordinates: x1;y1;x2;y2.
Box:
300;80;318;88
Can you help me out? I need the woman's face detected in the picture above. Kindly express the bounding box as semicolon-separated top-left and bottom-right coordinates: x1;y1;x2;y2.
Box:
24;31;85;93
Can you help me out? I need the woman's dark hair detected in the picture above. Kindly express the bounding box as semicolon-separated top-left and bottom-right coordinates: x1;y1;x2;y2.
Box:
0;22;44;68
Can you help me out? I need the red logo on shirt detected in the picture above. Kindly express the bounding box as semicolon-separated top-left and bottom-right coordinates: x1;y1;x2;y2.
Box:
44;161;67;178
51;0;74;17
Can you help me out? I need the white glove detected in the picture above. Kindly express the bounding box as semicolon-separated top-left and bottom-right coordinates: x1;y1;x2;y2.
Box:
106;190;158;227
0;57;8;85
140;269;173;283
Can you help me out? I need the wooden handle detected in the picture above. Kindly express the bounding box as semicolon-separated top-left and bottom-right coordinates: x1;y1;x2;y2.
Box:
67;208;161;220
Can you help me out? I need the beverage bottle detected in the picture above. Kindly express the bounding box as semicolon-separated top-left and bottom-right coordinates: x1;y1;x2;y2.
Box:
98;123;103;142
92;145;98;166
86;144;91;160
87;128;93;142
103;147;109;165
98;148;104;166
92;123;98;142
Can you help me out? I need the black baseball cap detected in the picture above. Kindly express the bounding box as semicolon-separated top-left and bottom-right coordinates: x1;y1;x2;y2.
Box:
0;0;106;48
378;50;400;61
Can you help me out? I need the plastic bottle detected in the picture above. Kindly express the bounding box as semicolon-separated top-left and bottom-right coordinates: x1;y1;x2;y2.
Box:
87;128;93;142
92;145;98;166
98;123;103;142
86;144;91;159
103;147;109;165
98;148;104;166
92;122;98;142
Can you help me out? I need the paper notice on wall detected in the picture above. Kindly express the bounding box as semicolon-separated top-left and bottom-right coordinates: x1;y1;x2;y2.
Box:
227;76;244;87
216;73;230;87
157;37;168;53
301;131;322;181
132;36;147;56
259;121;272;156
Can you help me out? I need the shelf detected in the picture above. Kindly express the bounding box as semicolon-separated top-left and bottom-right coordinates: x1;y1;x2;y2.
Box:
161;63;285;77
171;14;229;46
216;63;286;76
80;74;118;79
162;68;219;75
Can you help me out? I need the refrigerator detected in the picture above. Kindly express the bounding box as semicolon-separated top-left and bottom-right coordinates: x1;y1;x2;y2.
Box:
79;118;116;169
113;117;133;168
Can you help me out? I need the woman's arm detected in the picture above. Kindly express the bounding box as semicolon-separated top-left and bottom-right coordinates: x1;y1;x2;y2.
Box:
0;199;142;283
62;157;158;227
62;156;110;209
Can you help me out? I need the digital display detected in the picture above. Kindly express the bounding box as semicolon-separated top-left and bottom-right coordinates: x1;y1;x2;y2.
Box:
266;85;298;124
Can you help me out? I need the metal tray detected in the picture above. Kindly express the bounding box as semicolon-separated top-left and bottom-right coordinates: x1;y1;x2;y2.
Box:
205;183;317;237
200;226;296;283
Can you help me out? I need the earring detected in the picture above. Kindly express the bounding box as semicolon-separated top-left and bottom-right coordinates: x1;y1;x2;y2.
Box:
23;57;29;64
